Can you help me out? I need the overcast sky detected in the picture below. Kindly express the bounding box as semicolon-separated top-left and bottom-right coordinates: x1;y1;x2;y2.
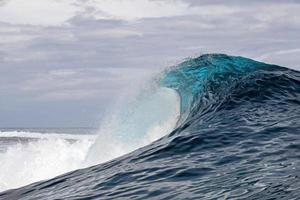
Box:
0;0;299;128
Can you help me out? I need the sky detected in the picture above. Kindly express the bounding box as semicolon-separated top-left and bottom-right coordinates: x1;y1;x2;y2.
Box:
0;0;299;128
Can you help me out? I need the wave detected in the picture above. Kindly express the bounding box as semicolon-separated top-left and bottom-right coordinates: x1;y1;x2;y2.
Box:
1;54;299;199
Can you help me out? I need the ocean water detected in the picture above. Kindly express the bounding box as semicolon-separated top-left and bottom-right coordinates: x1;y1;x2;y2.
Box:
0;54;299;199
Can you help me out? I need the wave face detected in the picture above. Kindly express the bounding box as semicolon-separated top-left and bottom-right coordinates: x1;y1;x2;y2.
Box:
1;54;300;199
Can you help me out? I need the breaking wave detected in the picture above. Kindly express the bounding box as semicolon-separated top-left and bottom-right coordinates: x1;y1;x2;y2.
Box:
1;54;299;199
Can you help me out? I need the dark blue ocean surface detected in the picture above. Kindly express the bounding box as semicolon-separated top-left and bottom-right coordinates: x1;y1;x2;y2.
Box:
1;54;299;199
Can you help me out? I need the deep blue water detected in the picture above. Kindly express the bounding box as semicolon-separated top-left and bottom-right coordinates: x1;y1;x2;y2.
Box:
1;54;299;199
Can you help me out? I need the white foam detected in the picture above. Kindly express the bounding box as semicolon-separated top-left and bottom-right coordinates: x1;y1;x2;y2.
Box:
0;133;94;192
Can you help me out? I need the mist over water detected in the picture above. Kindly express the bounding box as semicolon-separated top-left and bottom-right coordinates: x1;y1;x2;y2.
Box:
0;76;180;192
85;87;180;166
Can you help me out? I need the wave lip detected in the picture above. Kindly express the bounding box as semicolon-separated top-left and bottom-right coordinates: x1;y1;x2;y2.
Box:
161;54;272;124
1;54;300;200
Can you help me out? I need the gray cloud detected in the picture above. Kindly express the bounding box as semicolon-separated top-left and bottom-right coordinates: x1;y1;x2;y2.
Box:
0;0;299;127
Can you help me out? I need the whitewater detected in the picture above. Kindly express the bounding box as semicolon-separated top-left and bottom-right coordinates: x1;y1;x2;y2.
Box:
0;87;180;192
0;54;299;200
0;130;95;191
